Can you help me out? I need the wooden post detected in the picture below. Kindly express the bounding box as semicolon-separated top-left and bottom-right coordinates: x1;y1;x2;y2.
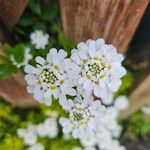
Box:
60;0;149;53
0;0;27;32
121;74;150;118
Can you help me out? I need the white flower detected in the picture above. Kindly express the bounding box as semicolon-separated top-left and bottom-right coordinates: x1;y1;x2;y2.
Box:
80;134;96;147
114;96;129;111
71;38;126;99
112;124;123;138
17;125;37;146
10;48;32;68
101;93;113;105
36;117;58;138
30;30;49;49
24;48;76;105
59;94;106;139
27;143;44;150
141;105;150;115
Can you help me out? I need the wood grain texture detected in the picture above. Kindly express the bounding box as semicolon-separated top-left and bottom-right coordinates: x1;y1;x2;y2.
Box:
121;74;150;118
0;0;27;31
0;44;37;107
60;0;149;53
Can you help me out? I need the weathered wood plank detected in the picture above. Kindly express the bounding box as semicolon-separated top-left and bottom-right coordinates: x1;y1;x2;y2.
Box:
121;73;150;118
60;0;149;53
0;0;27;31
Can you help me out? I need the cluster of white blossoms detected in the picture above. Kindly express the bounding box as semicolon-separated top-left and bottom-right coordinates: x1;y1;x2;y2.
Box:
71;39;126;100
17;117;58;150
30;30;49;49
71;96;129;150
25;48;77;105
59;94;106;138
25;38;127;149
10;47;32;68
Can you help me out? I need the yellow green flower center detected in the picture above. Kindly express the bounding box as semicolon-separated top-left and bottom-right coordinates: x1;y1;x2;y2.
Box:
41;69;58;84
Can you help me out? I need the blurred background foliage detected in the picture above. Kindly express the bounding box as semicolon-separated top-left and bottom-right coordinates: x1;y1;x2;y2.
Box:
0;0;149;149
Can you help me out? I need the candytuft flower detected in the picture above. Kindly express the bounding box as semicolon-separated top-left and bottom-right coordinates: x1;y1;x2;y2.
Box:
71;39;126;99
10;47;32;68
24;48;76;105
30;30;49;49
59;94;105;138
114;95;129;111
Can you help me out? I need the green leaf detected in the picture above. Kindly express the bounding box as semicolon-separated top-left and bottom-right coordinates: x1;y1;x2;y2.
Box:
13;44;25;63
29;0;41;15
33;22;46;32
19;14;35;27
0;64;17;80
4;43;13;56
41;5;58;21
58;32;75;54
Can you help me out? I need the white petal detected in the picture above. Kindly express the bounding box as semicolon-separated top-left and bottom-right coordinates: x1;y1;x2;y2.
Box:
58;49;67;60
77;42;88;51
24;65;37;74
35;56;46;65
44;90;52;98
83;80;91;90
94;86;101;97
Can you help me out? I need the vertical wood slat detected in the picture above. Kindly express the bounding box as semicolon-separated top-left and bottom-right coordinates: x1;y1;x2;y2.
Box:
60;0;149;53
121;74;150;118
0;0;28;31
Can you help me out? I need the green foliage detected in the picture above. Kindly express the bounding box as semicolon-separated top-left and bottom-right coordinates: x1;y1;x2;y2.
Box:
0;99;80;150
124;112;150;139
0;64;17;80
115;71;135;96
0;134;24;150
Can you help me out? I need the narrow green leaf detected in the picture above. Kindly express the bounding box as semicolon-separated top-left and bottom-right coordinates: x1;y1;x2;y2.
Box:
29;0;41;15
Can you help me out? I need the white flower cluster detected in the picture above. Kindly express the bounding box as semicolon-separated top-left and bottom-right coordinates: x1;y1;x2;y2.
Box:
10;48;32;68
25;38;127;148
71;39;126;100
17;117;58;150
63;96;128;150
30;30;49;49
25;48;77;105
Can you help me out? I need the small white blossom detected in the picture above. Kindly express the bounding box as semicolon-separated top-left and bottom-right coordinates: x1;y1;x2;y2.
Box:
59;94;106;139
10;48;32;68
27;143;44;150
30;30;49;49
25;48;76;105
114;96;129;111
36;117;58;138
101;94;113;105
17;125;37;146
141;105;150;115
71;38;126;99
80;134;96;147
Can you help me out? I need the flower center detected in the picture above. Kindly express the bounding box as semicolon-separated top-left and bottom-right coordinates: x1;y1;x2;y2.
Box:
41;69;58;84
88;63;101;76
73;112;83;122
